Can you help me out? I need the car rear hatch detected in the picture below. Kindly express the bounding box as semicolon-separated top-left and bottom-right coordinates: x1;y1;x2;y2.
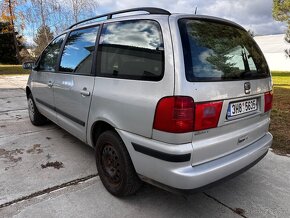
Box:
178;18;273;166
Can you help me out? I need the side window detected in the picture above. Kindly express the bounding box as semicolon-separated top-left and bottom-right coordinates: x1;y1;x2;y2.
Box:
38;34;65;72
97;20;164;81
59;26;99;75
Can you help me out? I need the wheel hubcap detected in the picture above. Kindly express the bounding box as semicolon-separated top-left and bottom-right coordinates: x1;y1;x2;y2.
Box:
101;144;122;185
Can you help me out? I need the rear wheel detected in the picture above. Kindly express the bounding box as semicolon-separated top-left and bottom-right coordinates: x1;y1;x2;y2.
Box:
95;131;142;196
28;94;47;126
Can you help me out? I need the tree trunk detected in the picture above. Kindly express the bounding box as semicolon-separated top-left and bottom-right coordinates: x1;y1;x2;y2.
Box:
73;0;79;23
39;0;49;44
8;0;20;63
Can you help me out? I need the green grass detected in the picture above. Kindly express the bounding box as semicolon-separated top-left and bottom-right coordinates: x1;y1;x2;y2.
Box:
271;71;290;89
0;65;30;74
270;71;290;155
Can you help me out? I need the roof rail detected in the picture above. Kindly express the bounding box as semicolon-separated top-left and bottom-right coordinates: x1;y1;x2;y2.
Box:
67;7;171;29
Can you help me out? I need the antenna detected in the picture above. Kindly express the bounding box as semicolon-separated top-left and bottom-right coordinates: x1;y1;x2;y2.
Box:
194;6;198;15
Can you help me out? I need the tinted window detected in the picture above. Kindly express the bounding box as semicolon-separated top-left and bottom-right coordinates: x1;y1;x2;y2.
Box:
38;35;65;72
97;20;164;81
179;19;270;81
59;26;99;75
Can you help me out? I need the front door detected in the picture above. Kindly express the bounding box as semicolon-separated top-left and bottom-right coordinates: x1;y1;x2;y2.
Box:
31;34;66;122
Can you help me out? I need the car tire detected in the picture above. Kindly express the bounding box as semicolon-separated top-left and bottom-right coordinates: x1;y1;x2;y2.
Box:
95;130;143;197
27;94;47;126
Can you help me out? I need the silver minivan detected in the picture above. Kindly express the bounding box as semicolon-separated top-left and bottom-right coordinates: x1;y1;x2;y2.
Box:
24;7;273;196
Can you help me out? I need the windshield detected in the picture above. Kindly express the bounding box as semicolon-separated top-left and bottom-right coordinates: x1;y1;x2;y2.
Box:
178;19;270;81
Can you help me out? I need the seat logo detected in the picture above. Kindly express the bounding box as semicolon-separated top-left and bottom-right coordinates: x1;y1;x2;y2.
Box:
244;82;251;94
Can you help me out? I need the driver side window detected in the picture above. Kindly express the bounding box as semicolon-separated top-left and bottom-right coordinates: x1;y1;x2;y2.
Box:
38;34;65;72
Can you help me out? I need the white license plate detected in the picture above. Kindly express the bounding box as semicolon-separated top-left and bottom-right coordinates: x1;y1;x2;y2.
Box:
227;99;257;117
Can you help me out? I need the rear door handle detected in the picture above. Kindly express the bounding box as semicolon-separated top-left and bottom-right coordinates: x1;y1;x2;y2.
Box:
48;81;53;88
80;88;90;97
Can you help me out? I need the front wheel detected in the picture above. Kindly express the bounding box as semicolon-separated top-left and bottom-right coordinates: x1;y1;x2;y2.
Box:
95;131;142;196
27;94;47;126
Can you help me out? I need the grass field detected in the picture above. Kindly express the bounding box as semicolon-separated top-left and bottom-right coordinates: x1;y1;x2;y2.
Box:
0;65;289;155
0;65;30;74
270;71;290;155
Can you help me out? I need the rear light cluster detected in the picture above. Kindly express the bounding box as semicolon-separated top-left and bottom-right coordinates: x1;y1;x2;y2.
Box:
153;96;223;133
264;91;273;112
194;101;223;131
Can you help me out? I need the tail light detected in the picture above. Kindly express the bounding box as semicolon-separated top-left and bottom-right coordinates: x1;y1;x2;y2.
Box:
194;101;223;131
153;96;194;133
153;96;223;133
264;91;273;112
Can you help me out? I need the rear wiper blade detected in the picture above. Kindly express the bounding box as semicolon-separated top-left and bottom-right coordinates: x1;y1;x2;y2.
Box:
240;71;254;78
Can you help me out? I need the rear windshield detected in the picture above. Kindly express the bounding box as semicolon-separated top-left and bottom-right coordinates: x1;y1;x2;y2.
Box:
179;19;270;82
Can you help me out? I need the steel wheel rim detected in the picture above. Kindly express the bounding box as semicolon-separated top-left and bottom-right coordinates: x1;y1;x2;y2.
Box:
28;98;35;121
101;144;122;185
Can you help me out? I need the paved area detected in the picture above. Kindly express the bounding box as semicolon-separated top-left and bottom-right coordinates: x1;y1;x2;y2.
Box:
0;75;289;218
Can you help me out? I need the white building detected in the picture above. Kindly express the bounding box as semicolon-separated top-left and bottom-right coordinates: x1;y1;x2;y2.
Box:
254;34;290;72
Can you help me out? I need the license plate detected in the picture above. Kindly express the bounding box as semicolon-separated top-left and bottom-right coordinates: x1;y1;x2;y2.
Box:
227;99;257;117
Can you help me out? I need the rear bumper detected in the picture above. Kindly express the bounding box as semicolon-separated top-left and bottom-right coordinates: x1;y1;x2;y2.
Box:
117;129;272;190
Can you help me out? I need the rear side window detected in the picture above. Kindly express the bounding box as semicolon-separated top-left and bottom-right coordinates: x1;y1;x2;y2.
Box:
38;34;65;72
97;20;164;81
179;19;270;81
59;26;99;75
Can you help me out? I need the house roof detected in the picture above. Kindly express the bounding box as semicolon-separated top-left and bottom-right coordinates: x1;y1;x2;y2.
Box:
254;34;289;53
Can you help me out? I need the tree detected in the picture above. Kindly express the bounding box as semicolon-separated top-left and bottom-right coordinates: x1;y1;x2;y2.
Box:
273;0;290;57
33;25;54;57
68;0;98;23
21;0;98;47
273;0;290;41
0;21;25;63
0;0;25;63
27;0;60;42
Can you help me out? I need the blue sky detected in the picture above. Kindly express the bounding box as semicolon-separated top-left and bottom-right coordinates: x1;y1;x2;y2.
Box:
2;0;286;44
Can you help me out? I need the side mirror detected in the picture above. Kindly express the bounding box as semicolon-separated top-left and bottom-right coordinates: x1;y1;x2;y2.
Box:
22;61;34;70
